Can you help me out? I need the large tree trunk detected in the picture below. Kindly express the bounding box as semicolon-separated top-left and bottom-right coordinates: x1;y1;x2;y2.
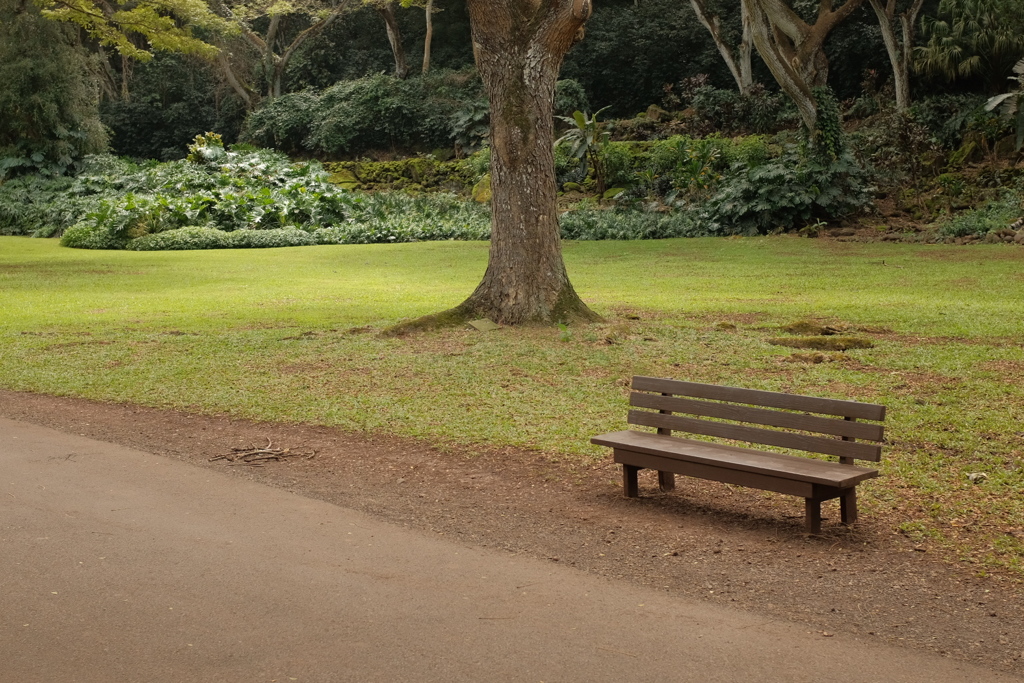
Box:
456;0;599;325
745;0;864;133
397;0;596;329
384;0;600;333
868;0;924;111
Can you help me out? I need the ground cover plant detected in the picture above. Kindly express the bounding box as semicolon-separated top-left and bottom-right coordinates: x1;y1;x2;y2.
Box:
0;139;492;248
1;236;1022;577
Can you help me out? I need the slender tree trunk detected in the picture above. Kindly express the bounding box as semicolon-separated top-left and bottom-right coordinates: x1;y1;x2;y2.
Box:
378;2;410;79
217;51;253;109
868;0;923;111
455;0;600;325
422;0;433;74
690;0;753;95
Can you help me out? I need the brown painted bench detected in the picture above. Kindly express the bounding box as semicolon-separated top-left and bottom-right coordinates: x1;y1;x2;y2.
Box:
591;376;886;533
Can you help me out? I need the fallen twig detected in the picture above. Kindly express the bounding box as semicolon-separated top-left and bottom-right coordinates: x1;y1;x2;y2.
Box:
209;438;316;465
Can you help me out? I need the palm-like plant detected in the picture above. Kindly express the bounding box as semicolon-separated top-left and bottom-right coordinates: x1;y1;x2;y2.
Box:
985;58;1024;151
555;106;612;195
914;0;1024;93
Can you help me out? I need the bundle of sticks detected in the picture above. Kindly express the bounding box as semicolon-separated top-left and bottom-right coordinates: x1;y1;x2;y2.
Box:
209;438;316;466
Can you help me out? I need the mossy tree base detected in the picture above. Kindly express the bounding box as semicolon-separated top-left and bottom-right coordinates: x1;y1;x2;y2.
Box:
382;284;603;337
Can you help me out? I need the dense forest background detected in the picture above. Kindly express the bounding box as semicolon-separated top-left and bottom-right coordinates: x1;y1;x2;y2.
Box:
1;0;1022;250
3;0;1019;162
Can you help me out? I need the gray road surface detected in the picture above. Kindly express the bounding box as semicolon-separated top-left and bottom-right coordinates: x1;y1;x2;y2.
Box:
1;417;1019;682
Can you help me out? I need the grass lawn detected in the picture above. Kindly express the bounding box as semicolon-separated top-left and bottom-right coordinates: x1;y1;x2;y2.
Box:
2;235;1023;576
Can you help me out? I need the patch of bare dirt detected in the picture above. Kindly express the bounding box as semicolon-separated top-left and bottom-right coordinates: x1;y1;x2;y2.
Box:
1;388;1022;674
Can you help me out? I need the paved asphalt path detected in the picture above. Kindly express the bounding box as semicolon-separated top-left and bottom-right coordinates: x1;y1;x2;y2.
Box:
2;417;1020;683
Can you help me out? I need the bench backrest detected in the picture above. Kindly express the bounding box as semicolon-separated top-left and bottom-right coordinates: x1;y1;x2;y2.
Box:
628;376;886;464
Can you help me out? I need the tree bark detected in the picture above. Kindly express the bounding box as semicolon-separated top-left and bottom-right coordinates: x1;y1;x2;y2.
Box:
421;0;433;74
690;0;754;95
745;0;864;133
217;51;254;108
868;0;923;111
453;0;600;326
377;2;410;79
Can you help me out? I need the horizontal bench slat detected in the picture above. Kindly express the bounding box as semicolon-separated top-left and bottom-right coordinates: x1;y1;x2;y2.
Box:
612;449;816;497
630;392;885;442
628;410;883;462
632;376;886;421
594;430;879;487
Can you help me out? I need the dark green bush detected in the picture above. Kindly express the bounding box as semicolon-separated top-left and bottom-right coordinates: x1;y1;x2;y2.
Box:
243;70;486;158
0;0;107;178
707;148;871;234
555;80;590;118
100;53;246;161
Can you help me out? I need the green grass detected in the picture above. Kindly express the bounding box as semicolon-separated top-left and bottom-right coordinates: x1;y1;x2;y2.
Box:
3;236;1024;575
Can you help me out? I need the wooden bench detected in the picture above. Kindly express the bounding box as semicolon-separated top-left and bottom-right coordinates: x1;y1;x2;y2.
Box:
591;376;886;533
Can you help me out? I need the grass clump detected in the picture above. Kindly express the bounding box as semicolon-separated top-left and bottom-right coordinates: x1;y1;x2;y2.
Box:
767;335;874;351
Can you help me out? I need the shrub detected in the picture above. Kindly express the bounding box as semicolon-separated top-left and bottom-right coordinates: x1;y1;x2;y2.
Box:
559;207;716;240
125;226;230;250
554;79;590;118
938;191;1023;237
60;221;130;250
245;70;487;158
707;148;871;234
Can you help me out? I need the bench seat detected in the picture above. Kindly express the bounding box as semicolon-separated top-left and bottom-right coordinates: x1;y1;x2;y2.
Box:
591;376;887;533
592;430;879;489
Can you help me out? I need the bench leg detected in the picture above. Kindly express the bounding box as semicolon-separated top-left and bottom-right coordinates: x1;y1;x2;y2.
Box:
805;498;822;534
658;471;675;492
622;465;640;498
840;488;858;525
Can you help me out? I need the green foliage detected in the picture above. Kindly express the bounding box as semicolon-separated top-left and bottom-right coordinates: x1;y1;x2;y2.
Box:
687;82;796;136
561;0;731;116
449;100;490;156
0;155;137;236
707;148;871;234
849;108;939;191
243;70;486;158
312;194;491;244
666;137;723;204
910;94;989;150
985;58;1024;151
186;132;227;164
0;0;107;179
915;0;1024;93
24;147;496;250
127;226;317;250
100;53;246;160
322;156;482;193
559;208;715;240
554;79;590;118
555;107;613;193
810;87;844;160
35;0;232;62
937;191;1023;237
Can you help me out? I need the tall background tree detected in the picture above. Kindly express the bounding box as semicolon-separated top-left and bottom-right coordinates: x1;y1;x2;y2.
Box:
744;0;865;134
0;0;108;177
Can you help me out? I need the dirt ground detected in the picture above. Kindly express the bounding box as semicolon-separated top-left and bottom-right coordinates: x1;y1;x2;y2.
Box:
2;388;1022;675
